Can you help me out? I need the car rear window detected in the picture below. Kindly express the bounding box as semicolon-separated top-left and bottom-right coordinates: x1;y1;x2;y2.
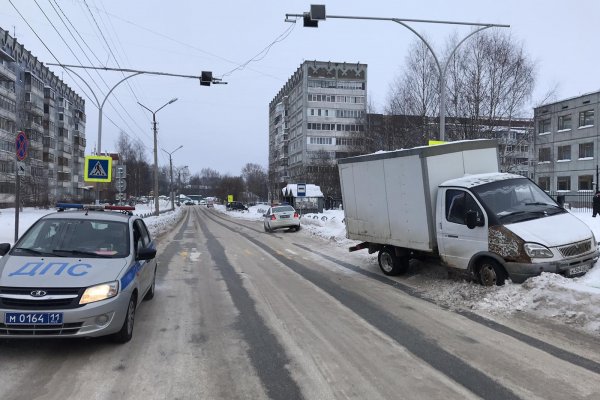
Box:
273;206;295;213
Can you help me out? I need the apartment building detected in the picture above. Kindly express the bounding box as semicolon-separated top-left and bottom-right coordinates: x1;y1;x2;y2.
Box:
0;28;86;207
268;61;367;186
533;91;599;192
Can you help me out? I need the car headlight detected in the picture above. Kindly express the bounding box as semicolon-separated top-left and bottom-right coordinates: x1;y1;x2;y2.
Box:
80;281;119;305
523;243;553;258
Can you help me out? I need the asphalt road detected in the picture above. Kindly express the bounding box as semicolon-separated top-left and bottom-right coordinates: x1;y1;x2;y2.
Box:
0;206;599;400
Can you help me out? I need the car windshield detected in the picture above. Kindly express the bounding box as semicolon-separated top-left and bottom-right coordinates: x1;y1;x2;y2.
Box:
273;206;295;213
13;218;130;258
471;178;565;224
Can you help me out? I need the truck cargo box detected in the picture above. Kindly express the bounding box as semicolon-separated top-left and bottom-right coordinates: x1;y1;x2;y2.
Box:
338;140;499;252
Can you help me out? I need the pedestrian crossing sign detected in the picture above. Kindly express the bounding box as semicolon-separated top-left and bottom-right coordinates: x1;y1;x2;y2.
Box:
84;156;112;182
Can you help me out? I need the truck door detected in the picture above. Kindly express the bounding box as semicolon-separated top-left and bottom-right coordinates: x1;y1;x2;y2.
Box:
437;188;488;270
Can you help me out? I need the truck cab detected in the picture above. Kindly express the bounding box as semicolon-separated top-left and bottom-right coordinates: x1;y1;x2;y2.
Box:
435;173;599;285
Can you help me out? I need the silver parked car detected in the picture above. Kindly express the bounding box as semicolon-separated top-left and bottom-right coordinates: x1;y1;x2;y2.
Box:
0;203;157;343
263;205;301;232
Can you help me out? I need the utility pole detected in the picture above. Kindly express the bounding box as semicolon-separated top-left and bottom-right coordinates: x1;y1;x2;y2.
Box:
162;145;183;210
287;5;509;141
138;98;178;216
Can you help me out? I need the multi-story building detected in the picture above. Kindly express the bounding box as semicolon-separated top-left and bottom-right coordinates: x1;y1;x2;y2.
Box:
0;27;86;207
268;61;367;188
533;91;599;193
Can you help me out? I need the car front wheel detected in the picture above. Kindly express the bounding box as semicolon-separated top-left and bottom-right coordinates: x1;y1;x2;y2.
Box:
112;295;136;343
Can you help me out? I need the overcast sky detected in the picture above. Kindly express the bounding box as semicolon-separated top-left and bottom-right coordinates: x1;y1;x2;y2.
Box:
1;0;599;176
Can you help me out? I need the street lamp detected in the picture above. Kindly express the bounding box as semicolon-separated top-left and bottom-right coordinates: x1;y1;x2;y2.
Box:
162;145;183;210
287;5;509;141
138;98;178;216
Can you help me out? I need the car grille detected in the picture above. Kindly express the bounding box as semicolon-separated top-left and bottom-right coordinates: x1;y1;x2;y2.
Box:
0;322;83;336
558;239;592;258
0;287;84;310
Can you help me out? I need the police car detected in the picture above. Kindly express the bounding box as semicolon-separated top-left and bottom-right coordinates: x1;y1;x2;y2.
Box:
0;203;157;343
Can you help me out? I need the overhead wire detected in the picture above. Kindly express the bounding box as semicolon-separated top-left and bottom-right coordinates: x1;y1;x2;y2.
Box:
50;0;152;133
42;0;152;146
220;23;296;79
79;2;287;81
8;0;152;154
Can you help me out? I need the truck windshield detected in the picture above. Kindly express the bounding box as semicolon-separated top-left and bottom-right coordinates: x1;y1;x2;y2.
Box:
471;178;564;224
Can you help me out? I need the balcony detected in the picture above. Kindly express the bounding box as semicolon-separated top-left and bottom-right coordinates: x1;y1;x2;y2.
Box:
0;84;16;100
0;62;16;81
25;101;44;117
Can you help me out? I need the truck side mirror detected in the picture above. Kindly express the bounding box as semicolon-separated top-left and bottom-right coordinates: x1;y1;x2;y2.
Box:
465;210;482;229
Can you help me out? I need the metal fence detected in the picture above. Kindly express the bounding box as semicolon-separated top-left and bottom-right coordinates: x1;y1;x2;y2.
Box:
547;191;594;212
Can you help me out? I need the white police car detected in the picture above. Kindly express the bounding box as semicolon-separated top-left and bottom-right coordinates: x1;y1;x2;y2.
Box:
0;203;157;343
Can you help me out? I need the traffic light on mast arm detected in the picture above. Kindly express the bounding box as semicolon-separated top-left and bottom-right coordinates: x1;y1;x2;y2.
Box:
303;4;326;27
200;71;227;86
200;71;212;86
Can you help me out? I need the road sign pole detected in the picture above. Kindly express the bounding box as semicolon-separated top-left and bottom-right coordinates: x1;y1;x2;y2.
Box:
14;159;19;243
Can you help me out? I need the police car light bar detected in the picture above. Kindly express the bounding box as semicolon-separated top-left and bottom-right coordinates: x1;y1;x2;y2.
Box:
56;203;136;211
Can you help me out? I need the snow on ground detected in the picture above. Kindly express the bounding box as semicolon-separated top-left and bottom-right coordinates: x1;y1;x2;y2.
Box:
1;202;599;337
215;204;600;337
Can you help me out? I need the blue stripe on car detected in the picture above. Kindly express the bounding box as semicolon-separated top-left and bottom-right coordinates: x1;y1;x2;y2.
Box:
121;262;142;290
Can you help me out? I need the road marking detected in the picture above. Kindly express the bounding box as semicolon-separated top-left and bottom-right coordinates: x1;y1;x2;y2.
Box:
285;249;298;255
190;248;201;261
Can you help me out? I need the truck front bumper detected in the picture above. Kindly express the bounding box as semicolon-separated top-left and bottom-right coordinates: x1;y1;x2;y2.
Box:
504;249;599;283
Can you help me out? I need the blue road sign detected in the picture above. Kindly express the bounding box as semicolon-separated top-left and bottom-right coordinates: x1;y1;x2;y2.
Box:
16;131;28;161
297;183;306;197
84;156;112;182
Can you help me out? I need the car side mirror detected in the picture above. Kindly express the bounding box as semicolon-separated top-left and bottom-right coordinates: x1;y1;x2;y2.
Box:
0;243;11;256
465;210;483;229
137;247;157;261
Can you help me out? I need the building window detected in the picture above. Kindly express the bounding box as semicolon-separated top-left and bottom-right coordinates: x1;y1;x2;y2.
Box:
557;176;571;191
579;110;594;127
538;118;550;133
578;175;594;191
557;145;571;161
308;137;333;145
558;114;572;130
538;176;550;191
538;147;551;162
579;142;594;159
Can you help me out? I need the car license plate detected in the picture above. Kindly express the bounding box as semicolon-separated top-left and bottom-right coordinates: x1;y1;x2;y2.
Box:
280;215;290;218
5;312;63;325
567;264;591;277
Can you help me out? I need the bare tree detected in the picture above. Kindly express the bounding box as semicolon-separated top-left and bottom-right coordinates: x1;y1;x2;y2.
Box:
386;38;439;143
241;163;268;201
305;150;340;199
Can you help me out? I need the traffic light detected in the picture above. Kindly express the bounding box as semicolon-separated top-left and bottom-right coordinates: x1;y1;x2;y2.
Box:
200;71;212;86
304;4;325;27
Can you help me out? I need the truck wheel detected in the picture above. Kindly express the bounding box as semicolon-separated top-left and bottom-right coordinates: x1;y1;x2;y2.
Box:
378;247;409;276
477;259;507;286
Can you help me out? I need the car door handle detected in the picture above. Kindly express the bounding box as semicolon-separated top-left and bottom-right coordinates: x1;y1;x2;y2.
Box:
446;234;459;238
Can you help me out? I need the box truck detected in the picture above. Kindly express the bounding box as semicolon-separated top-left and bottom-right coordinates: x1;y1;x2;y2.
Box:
338;140;599;285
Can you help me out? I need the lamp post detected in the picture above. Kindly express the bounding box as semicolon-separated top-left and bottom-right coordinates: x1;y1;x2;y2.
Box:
162;145;183;210
287;5;509;141
137;98;178;216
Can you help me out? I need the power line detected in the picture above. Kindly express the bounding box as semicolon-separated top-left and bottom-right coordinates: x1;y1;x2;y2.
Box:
7;0;152;155
48;0;152;141
220;23;296;79
8;0;95;102
81;2;286;81
83;0;147;117
33;0;145;141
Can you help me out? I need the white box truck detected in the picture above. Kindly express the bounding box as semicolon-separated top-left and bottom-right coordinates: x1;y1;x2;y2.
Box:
338;140;599;285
